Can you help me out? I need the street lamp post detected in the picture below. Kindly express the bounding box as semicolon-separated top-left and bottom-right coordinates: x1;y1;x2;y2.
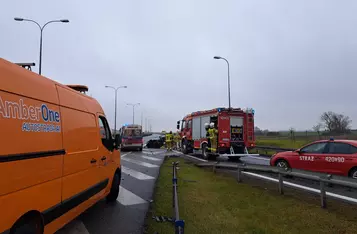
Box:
105;85;128;135
145;116;152;133
214;56;231;109
14;17;69;75
127;103;140;124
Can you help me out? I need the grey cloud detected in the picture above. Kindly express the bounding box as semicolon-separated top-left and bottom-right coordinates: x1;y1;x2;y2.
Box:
1;0;357;132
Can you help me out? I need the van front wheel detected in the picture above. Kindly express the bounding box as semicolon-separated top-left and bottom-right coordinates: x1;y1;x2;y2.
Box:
11;214;43;234
106;172;120;202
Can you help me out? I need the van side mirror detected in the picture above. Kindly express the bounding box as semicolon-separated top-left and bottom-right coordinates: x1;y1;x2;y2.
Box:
295;149;301;154
114;134;122;149
176;121;180;130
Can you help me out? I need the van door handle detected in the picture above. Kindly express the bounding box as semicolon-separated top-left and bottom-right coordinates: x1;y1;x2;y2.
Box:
90;159;97;164
101;156;107;161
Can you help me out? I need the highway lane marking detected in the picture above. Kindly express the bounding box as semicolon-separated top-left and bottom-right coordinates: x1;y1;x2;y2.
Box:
141;155;162;161
122;157;159;168
117;186;148;206
242;171;357;204
143;150;164;155
121;152;132;158
247;155;270;161
122;166;155;180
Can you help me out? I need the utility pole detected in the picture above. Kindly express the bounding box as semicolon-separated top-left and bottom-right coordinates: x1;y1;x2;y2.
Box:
105;85;127;134
141;112;143;127
214;56;231;109
14;17;70;75
126;103;140;124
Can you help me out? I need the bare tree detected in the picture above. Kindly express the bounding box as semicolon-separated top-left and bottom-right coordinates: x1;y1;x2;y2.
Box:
320;111;352;134
312;123;323;136
289;127;295;142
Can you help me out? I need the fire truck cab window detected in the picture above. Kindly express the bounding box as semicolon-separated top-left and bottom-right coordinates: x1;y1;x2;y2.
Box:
181;120;186;130
188;120;192;129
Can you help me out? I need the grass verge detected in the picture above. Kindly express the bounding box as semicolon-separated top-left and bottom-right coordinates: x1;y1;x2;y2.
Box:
145;157;357;234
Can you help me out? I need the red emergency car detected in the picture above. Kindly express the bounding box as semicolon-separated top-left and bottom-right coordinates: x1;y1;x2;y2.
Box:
270;139;357;178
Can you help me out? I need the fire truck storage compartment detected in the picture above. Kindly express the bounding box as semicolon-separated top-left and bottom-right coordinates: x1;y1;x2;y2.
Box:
200;116;210;138
192;116;211;140
192;117;201;140
230;117;244;142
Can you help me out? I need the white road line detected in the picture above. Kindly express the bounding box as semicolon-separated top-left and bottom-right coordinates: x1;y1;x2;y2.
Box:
141;155;162;161
117;186;148;206
122;157;159;168
57;220;90;234
121;152;132;158
143;150;163;155
247;155;270;161
122;166;155;180
242;171;357;204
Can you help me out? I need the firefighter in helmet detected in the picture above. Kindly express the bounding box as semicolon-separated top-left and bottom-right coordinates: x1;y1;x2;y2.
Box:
208;122;218;153
165;131;174;151
204;123;211;149
174;131;181;150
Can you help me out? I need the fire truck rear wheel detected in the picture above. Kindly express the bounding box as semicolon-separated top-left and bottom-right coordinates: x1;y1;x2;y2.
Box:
182;139;188;154
202;143;209;160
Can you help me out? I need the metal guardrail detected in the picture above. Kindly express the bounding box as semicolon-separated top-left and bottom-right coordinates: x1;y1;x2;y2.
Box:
172;161;185;234
197;162;357;208
254;145;296;151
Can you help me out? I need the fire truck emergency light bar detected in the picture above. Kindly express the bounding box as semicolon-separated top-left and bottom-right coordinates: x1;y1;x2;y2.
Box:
190;107;255;116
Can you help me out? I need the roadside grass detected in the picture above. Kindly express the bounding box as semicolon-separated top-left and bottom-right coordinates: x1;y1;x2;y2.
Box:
145;157;357;234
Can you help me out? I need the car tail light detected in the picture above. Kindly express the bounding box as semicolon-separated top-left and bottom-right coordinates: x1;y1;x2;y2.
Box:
221;143;225;147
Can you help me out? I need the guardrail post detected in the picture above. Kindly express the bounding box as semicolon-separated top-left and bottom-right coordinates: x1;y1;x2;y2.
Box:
172;162;175;210
172;161;185;234
213;161;219;173
278;173;284;195
319;180;327;208
237;167;242;183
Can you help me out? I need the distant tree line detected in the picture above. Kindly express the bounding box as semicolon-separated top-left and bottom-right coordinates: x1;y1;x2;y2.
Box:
255;111;352;137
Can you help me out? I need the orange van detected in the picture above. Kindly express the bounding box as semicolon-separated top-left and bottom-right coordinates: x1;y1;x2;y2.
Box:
0;59;122;234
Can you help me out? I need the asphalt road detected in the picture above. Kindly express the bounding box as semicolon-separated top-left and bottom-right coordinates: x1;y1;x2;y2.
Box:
56;145;170;234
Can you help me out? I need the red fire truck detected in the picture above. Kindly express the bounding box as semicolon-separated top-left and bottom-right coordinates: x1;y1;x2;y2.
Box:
176;107;256;159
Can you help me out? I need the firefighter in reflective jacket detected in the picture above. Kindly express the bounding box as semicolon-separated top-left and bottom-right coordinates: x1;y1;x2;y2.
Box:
208;123;218;153
165;131;174;151
174;131;181;150
205;123;211;149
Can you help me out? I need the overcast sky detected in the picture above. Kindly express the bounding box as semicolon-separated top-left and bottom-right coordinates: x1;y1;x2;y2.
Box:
2;0;357;131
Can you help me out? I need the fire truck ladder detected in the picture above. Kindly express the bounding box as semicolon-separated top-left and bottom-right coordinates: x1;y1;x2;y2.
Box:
219;145;260;158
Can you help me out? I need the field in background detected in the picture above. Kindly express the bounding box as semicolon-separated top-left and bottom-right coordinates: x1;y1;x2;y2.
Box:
250;131;357;156
145;157;357;234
